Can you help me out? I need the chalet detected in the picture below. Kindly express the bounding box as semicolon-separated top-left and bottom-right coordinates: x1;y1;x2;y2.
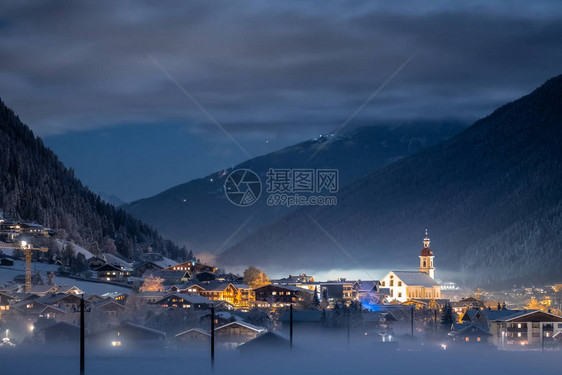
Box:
101;292;128;303
164;261;215;274
200;311;242;327
58;285;84;295
175;328;210;345
176;283;206;294
95;299;126;318
155;293;213;310
238;331;290;353
232;283;255;309
29;285;60;296
354;280;379;299
36;293;84;312
0;291;15;314
451;297;486;316
90;322;166;348
488;310;562;348
95;264;131;282
133;257;178;277
39;305;67;320
278;273;315;283
133;261;165;277
362;311;398;334
448;322;492;344
84;294;107;304
38;322;80;344
87;256;107;270
214;321;266;348
197;282;238;305
254;284;309;306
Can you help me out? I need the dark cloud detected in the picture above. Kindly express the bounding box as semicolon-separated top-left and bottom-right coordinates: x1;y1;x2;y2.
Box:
1;1;561;198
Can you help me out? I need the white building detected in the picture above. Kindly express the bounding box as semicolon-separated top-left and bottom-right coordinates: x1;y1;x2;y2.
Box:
380;230;441;303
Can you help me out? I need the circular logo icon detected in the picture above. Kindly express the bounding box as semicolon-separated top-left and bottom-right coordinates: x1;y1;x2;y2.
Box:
224;169;262;207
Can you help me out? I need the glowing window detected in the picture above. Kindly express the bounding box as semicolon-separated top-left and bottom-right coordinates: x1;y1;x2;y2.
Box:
465;337;469;342
477;337;481;342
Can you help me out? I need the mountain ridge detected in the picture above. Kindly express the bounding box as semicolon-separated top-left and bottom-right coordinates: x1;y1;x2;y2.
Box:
123;121;466;253
218;75;562;284
0;98;189;261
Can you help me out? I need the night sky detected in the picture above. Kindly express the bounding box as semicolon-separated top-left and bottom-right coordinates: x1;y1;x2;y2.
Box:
1;1;561;201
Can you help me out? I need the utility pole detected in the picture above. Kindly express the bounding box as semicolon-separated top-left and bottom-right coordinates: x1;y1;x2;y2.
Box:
542;324;545;352
346;308;350;344
74;294;90;375
411;306;414;337
211;305;215;370
80;295;85;375
289;303;293;349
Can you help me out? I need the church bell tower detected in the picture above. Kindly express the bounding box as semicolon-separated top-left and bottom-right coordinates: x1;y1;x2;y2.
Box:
419;229;435;279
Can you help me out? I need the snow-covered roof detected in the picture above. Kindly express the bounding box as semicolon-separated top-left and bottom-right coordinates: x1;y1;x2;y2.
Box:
158;293;213;305
175;328;210;337
388;271;439;287
215;321;266;333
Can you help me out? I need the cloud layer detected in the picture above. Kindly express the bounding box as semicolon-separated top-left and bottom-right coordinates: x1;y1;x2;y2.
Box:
1;1;561;199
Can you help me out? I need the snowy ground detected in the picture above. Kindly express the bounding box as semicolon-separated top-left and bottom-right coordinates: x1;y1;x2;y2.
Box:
0;343;560;375
0;260;130;294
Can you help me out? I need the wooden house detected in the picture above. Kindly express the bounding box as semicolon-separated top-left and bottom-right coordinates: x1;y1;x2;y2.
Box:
214;321;265;348
175;328;210;345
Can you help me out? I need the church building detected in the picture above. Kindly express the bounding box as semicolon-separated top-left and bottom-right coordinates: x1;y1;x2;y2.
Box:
380;230;441;303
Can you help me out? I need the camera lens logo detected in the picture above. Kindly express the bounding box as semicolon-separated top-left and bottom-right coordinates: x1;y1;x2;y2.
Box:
224;169;262;207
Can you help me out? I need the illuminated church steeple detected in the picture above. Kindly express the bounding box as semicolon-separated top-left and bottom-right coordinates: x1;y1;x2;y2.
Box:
419;229;435;279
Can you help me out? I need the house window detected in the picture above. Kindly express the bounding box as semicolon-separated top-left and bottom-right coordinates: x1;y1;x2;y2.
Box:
477;337;481;342
381;281;385;286
287;292;291;295
517;333;521;337
111;341;121;347
398;281;402;287
398;293;402;298
517;323;522;328
272;292;277;295
465;337;469;342
390;280;394;287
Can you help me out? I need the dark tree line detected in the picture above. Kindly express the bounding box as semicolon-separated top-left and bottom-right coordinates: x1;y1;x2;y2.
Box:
0;98;189;261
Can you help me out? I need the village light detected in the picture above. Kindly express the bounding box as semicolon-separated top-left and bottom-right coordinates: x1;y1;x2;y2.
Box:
28;324;34;332
20;240;27;248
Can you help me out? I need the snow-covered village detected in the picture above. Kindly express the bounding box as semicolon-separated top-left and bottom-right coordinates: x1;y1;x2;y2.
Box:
1;211;562;374
2;1;562;374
